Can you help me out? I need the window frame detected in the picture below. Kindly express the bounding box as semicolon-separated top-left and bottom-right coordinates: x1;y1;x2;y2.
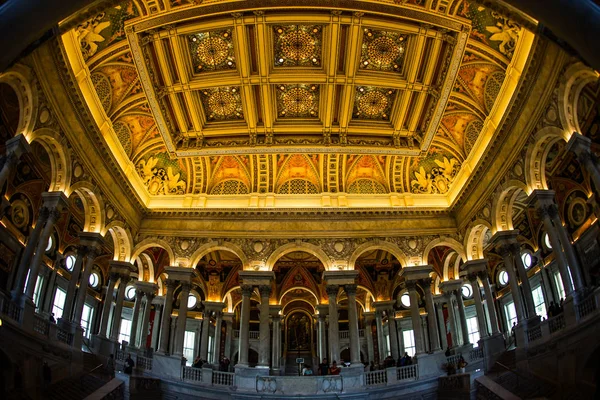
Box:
52;287;67;320
402;329;416;357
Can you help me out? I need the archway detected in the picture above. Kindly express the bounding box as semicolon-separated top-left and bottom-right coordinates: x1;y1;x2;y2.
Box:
194;249;243;303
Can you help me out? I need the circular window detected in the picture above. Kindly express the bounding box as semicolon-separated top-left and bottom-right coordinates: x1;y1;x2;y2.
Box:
400;293;411;308
498;270;509;286
461;283;473;298
544;233;552;249
65;254;76;271
187;295;197;309
126;285;136;300
46;236;53;252
89;272;99;288
521;252;532;269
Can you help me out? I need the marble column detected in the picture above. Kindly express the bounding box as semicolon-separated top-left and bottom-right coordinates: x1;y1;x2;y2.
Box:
345;284;362;366
422;278;441;352
498;244;527;321
129;289;144;347
455;289;470;345
326;285;340;363
435;300;448;350
199;311;211;360
223;313;234;361
270;306;282;372
173;282;191;356
110;278;128;342
25;208;61;299
13;208;48;296
158;279;176;354
469;274;489;338
317;313;327;362
237;284;252;366
510;242;537;318
537;205;574;296
258;285;271;368
72;247;100;325
387;308;400;360
61;245;86;322
364;312;375;363
407;281;425;354
213;311;223;363
548;204;585;290
374;310;385;361
482;274;500;335
445;293;459;348
99;272;118;337
139;292;156;348
0;135;30;218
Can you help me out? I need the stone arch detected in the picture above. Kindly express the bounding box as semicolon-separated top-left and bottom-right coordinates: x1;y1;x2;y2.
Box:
525;126;566;191
464;220;493;261
131;238;176;267
189;241;249;270
105;221;133;262
0;64;38;137
422;237;467;266
348;240;409;269
279;286;320;305
558;62;600;136
223;286;240;310
266;242;332;271
491;180;529;232
68;181;105;233
282;299;316;315
28;127;71;192
134;252;156;282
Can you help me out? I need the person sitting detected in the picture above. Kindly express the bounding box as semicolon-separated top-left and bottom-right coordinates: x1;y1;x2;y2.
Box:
329;361;341;375
192;356;203;369
445;347;451;357
48;313;56;324
302;365;314;376
124;353;135;374
319;358;329;375
457;356;468;373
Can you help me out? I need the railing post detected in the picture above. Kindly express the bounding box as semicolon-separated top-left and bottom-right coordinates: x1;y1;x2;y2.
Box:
385;367;397;386
202;367;213;384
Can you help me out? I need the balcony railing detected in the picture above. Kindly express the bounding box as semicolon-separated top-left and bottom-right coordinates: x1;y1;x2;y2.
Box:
33;314;50;337
576;295;597;320
57;327;74;345
249;331;259;340
233;330;260;339
446;354;461;366
365;369;387;386
469;347;484;361
526;325;542;343
548;314;565;333
183;366;202;382
338;329;366;340
397;364;418;382
212;371;234;386
136;355;153;371
0;293;23;323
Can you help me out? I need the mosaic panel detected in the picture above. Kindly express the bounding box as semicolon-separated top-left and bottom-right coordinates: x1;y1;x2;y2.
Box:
188;29;236;73
274;25;322;67
360;29;407;72
353;87;396;121
276;84;320;118
199;87;244;121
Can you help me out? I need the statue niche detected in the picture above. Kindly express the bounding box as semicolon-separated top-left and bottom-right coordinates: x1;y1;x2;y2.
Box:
285;311;312;351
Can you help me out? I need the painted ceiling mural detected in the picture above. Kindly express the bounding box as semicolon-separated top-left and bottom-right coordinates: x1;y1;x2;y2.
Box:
64;0;530;205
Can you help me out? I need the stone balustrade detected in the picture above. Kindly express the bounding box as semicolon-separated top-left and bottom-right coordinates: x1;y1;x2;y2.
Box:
33;313;50;337
136;354;153;371
212;371;234;386
365;369;387;386
469;347;484;361
255;375;343;395
576;293;597;320
548;314;565;333
397;364;418;382
182;366;203;382
339;329;365;339
526;325;542;343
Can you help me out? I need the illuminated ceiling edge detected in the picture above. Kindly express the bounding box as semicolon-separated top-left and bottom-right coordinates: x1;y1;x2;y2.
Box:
60;17;534;211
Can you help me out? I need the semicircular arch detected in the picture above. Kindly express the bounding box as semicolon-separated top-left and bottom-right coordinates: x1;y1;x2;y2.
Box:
105;221;133;262
131;238;176;268
422;237;466;266
525;126;566;191
348;240;408;269
266;242;332;271
0;64;38;137
189;241;248;270
28;127;71;192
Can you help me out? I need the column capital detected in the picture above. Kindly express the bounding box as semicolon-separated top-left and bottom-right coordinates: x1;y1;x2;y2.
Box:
109;260;134;277
238;270;275;287
203;301;226;313
258;284;272;297
528;189;557;209
567;132;593;159
269;305;282;317
489;230;519;253
135;281;158;295
165;266;195;283
326;285;339;298
240;284;254;296
463;259;488;275
438;279;463;294
179;281;192;293
5;134;31;159
419;277;433;288
41;191;69;213
363;311;375;323
344;284;357;296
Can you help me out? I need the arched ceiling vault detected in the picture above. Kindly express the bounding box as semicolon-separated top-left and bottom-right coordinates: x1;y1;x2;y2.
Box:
60;0;534;211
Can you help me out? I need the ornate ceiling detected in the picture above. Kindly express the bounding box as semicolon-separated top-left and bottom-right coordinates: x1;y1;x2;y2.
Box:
61;0;533;210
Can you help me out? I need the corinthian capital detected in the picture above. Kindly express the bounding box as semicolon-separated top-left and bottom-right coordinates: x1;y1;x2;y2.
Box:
344;284;357;297
241;284;253;297
326;285;339;297
258;285;272;297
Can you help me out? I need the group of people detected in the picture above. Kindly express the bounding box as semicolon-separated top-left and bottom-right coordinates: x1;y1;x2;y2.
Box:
103;353;135;379
548;299;564;318
191;356;231;371
317;358;342;375
445;355;468;375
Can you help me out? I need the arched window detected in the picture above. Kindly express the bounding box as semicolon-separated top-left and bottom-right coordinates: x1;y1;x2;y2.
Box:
544;233;552;249
126;285;136;300
498;270;509;286
46;236;53;252
187;294;198;309
521;252;532;269
65;254;76;271
461;283;473;298
400;293;411;308
89;272;100;288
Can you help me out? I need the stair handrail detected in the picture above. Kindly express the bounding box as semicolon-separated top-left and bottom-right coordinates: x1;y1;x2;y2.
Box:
82;336;97;356
494;361;541;397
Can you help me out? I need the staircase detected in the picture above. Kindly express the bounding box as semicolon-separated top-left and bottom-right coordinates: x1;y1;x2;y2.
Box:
43;351;107;400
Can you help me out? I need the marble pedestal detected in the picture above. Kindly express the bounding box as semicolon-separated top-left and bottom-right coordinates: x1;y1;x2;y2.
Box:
153;353;185;380
340;365;365;392
481;333;505;372
416;351;446;379
234;366;269;392
91;334;119;358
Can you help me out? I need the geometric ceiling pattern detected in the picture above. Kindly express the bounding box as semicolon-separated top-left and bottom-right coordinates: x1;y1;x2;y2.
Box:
64;0;531;208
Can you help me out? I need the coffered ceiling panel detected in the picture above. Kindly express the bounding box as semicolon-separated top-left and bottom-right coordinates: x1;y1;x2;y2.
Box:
62;0;533;209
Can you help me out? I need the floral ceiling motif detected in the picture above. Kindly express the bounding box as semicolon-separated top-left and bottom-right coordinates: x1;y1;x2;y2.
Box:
65;0;531;205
